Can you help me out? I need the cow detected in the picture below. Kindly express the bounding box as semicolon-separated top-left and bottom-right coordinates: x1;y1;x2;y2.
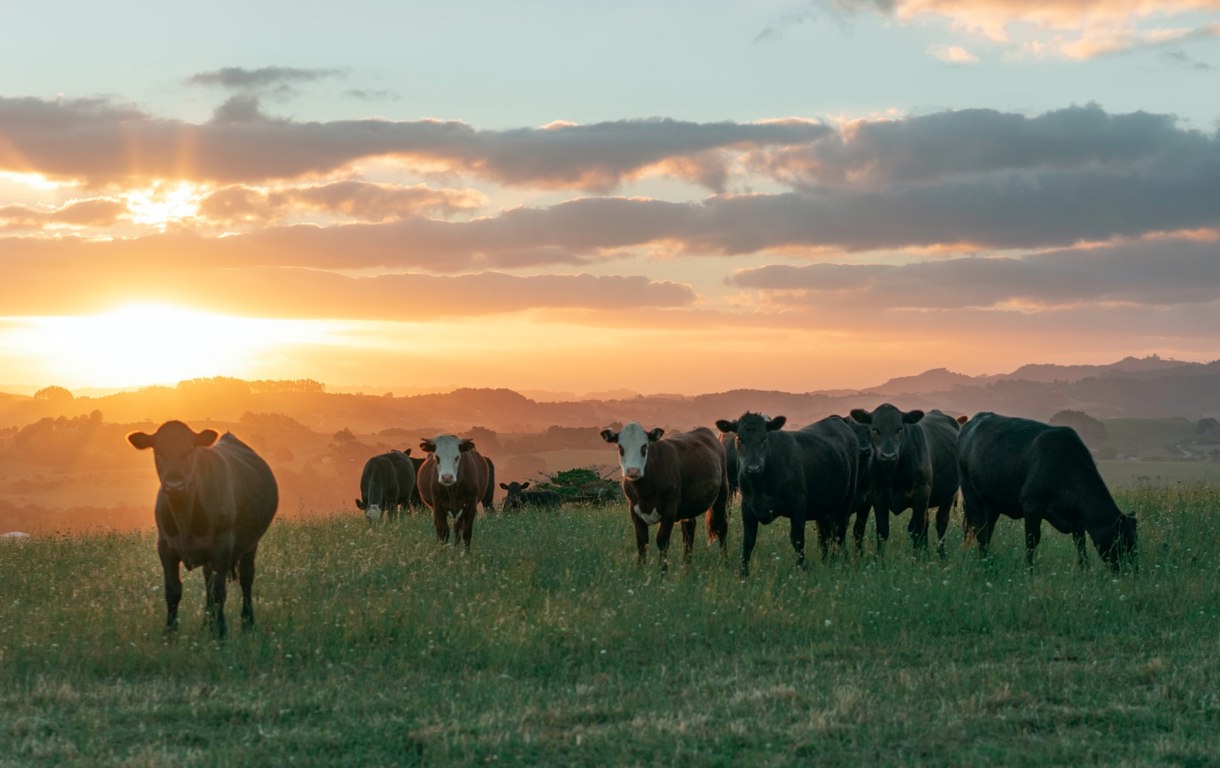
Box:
384;449;418;515
599;423;729;571
841;416;873;553
416;435;492;552
719;430;740;500
499;480;563;513
715;413;858;575
482;456;497;514
404;450;426;509
355;454;400;523
849;405;961;557
127;420;278;638
957;411;1138;571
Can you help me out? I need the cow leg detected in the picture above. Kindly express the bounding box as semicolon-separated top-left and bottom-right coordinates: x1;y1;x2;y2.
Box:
710;486;729;551
1072;530;1089;568
1023;513;1043;569
852;507;869;555
740;515;759;577
874;505;891;555
934;502;952;559
908;493;931;552
158;540;182;634
680;518;696;563
631;513;649;566
655;518;676;572
460;511;474;554
238;548;257;628
789;517;808;571
432;511;450;545
202;564;228;640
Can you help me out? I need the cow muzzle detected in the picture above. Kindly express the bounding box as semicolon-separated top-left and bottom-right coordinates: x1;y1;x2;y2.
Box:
624;467;642;480
439;473;457;486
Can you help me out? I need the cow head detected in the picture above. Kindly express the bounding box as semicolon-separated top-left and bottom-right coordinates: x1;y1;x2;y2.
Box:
420;435;474;487
600;422;663;481
716;413;784;476
127;420;219;494
1101;512;1139;571
500;481;529;512
850;404;923;465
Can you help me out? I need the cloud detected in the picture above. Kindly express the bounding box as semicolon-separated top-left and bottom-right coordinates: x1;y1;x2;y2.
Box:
0;197;125;230
0;96;831;189
727;236;1220;310
197;181;486;225
823;0;1220;58
186;66;346;93
928;44;979;63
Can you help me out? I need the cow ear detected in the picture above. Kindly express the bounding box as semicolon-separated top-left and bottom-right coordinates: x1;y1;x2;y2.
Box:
714;419;737;434
403;448;412;455
647;428;664;442
521;481;530;489
957;415;969;425
127;431;154;450
420;439;436;454
767;416;787;431
196;429;220;447
459;439;475;452
600;429;619;444
500;482;509;490
849;408;871;424
903;410;925;424
356;499;367;510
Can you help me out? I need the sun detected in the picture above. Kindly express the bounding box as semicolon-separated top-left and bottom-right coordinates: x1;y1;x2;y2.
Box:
125;181;201;229
9;303;322;389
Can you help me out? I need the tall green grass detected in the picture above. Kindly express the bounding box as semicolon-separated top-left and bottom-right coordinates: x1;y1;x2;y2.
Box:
2;487;1218;766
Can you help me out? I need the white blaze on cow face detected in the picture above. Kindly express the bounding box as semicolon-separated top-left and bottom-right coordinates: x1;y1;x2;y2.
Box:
422;434;474;487
365;504;384;523
600;422;663;481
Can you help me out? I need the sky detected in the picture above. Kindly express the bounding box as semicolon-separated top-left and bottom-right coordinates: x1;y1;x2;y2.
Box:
1;0;1218;396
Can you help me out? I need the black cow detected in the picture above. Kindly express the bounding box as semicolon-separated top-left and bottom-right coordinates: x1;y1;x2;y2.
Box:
841;416;873;553
127;421;278;638
404;451;426;509
355;454;399;522
500;481;563;513
850;405;961;556
715;413;858;575
957;412;1137;571
600;422;729;571
384;450;418;515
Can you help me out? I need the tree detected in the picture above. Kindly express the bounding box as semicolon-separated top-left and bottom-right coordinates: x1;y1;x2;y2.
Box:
1198;417;1220;438
33;385;73;402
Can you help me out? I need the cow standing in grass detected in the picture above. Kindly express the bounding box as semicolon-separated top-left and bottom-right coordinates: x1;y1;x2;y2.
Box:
500;481;562;513
600;423;729;571
715;413;858;575
850;405;961;556
416;435;492;552
127;420;278;638
957;411;1137;571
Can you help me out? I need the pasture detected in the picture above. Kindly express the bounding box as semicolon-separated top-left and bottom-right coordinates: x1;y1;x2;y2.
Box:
2;486;1219;766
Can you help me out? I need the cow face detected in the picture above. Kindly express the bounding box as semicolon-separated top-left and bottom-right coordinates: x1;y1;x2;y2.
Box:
600;422;664;480
851;405;923;465
500;481;528;512
127;420;219;493
420;435;474;487
717;413;785;476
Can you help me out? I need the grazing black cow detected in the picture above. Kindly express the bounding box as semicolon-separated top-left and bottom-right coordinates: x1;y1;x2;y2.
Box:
417;435;492;552
849;405;961;556
499;481;563;513
384;449;418;515
957;412;1138;571
128;420;278;638
719;430;739;500
356;454;399;523
715;413;858;575
600;423;729;570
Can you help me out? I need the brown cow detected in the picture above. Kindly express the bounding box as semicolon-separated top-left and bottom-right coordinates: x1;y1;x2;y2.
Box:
600;422;729;571
416;434;491;552
127;420;278;638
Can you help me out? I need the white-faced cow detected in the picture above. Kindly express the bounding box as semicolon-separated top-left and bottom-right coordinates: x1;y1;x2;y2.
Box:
599;423;729;571
127;420;278;638
499;481;562;513
714;413;858;575
957;412;1137;571
416;435;492;552
849;405;961;557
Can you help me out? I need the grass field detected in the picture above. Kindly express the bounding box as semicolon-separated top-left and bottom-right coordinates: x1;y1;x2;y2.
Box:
2;487;1219;767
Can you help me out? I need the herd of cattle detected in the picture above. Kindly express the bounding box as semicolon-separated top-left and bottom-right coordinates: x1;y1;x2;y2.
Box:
126;405;1139;637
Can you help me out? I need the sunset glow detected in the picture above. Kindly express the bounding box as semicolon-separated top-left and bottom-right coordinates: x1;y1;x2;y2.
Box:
6;304;330;389
0;2;1217;397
